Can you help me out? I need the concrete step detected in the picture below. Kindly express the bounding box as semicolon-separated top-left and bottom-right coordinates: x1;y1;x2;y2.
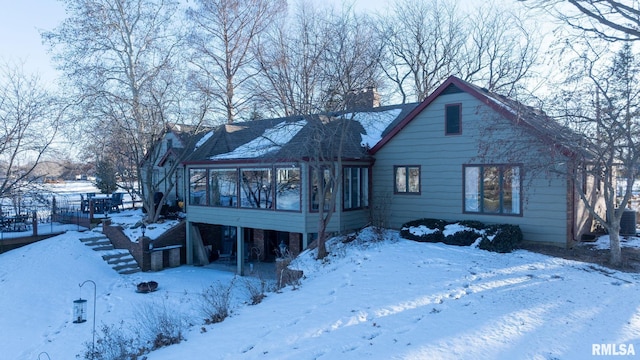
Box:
79;236;108;243
91;245;115;251
119;268;141;275
113;262;138;271
79;237;141;274
87;239;112;246
107;256;137;267
103;253;132;264
80;235;115;251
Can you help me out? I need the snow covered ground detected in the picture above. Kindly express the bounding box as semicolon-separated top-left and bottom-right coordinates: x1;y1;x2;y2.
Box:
1;215;640;359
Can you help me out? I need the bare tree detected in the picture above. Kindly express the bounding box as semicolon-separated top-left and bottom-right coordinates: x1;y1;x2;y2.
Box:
377;0;542;102
478;38;640;266
187;0;286;124
43;0;195;222
377;0;466;102
319;5;384;111
281;114;363;260
0;62;63;198
253;1;334;117
254;1;384;117
524;0;640;41
561;41;640;266
308;119;345;259
461;4;541;97
520;1;640;265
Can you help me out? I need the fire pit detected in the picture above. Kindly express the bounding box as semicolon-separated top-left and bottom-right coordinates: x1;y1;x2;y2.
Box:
136;281;158;293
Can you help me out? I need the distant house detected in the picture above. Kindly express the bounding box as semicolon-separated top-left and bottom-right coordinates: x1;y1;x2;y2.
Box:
146;124;213;209
180;76;603;273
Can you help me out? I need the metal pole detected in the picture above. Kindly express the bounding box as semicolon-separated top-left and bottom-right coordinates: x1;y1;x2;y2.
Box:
79;280;96;359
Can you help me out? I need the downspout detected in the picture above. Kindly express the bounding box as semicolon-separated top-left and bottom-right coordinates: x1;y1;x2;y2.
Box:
569;171;580;247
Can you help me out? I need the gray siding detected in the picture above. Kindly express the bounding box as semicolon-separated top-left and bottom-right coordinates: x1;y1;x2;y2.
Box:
188;205;308;233
373;92;569;245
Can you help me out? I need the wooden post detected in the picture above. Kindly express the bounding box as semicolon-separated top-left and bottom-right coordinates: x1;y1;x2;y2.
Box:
32;210;37;237
236;226;244;276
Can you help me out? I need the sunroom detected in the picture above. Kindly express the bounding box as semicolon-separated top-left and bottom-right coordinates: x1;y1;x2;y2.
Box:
184;160;371;271
180;105;415;274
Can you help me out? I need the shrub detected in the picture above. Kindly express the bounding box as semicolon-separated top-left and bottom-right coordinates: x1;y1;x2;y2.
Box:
244;276;269;305
443;229;483;246
135;301;185;350
400;218;447;243
441;221;485;246
401;218;522;253
456;220;487;231
200;278;236;324
82;322;143;360
479;224;523;253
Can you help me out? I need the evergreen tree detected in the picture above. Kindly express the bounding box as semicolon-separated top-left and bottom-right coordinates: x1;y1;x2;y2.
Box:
95;159;118;194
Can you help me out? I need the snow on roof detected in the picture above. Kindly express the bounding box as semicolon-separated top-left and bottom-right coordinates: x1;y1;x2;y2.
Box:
195;130;214;149
347;108;401;148
211;120;307;160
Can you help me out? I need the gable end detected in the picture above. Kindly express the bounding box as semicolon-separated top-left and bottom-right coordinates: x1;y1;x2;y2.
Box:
441;83;463;95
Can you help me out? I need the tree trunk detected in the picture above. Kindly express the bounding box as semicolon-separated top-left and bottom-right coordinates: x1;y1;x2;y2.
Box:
609;224;622;266
317;224;327;260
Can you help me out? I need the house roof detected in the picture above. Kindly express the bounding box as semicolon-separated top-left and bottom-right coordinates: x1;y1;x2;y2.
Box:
153;123;215;167
370;76;583;158
184;103;418;164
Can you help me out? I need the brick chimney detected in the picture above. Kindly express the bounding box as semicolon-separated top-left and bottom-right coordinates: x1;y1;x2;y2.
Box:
345;86;380;110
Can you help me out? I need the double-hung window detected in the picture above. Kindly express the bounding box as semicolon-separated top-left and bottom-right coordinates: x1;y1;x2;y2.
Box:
395;166;420;194
464;164;521;215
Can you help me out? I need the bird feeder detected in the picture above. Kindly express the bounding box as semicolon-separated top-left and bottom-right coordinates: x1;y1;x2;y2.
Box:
73;298;87;323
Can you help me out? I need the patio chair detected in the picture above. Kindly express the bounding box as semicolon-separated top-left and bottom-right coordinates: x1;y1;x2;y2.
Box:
110;193;123;212
217;240;235;264
80;194;88;213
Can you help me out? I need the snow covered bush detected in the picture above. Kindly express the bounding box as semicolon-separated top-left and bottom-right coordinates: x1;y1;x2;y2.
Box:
400;218;484;246
478;224;523;253
401;218;522;252
442;221;486;246
399;218;447;243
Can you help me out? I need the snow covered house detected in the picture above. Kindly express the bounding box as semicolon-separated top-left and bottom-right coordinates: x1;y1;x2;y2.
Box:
182;103;417;268
181;76;601;272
